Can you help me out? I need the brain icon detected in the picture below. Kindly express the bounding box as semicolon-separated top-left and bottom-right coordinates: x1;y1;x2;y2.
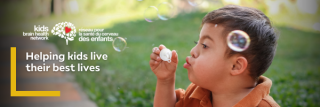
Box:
51;22;76;45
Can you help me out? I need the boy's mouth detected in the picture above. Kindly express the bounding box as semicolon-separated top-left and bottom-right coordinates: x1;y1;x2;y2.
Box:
183;57;191;68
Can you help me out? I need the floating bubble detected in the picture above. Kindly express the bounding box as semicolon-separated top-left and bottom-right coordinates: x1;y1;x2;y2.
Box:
112;37;127;52
187;0;204;6
227;30;250;52
144;6;159;22
157;2;174;21
160;48;172;63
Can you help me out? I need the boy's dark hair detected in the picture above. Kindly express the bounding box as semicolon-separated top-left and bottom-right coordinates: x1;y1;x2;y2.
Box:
202;5;278;81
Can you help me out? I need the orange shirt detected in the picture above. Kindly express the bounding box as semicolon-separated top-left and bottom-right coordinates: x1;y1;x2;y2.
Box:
175;76;280;107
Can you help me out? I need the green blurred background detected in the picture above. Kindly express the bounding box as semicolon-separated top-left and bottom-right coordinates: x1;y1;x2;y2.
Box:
1;0;320;106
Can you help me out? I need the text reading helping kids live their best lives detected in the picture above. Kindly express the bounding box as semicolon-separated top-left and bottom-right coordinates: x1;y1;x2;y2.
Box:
25;52;107;72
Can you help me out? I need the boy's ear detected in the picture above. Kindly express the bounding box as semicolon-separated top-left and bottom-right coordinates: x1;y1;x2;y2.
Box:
231;56;248;76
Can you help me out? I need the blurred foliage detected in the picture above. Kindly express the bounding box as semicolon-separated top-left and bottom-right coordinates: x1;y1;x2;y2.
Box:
1;0;319;35
83;0;169;14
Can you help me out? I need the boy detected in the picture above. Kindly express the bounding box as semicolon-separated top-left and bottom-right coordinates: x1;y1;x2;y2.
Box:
149;5;279;107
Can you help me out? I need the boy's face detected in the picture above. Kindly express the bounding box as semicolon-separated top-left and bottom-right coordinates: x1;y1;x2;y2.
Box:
184;23;232;89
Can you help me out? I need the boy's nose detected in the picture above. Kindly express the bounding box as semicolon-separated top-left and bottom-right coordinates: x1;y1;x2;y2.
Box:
190;46;198;58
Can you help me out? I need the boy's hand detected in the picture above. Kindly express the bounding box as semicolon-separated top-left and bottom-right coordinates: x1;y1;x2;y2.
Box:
150;45;178;81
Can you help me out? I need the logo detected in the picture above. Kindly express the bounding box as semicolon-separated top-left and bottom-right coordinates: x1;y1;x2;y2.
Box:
34;25;49;32
51;22;76;45
23;25;50;40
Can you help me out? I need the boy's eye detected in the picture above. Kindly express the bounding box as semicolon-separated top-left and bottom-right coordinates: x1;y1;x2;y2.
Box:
202;44;208;48
194;41;208;48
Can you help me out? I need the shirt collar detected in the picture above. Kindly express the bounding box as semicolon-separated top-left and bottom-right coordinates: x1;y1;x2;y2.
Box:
188;76;272;107
189;84;211;100
189;84;212;106
234;76;272;107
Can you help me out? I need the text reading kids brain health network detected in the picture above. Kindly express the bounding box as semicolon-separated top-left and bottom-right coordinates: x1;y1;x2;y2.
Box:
25;52;108;72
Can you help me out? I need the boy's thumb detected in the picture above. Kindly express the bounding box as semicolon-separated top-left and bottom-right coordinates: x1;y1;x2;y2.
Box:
171;50;178;63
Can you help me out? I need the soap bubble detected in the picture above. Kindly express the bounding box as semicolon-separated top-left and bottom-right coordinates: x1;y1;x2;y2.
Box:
187;0;204;6
144;6;158;22
227;30;250;52
112;37;127;52
157;2;174;20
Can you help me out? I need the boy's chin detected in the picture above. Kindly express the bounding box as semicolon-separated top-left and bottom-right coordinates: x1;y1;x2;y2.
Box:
187;70;203;87
187;70;195;83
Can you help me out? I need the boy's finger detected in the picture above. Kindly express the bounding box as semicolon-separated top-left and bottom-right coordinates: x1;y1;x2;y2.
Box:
171;50;178;63
153;47;160;55
159;45;166;51
149;60;160;69
152;47;157;52
149;60;156;67
150;53;161;61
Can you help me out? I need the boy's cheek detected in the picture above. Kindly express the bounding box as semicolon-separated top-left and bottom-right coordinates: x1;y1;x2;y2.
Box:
194;62;209;71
